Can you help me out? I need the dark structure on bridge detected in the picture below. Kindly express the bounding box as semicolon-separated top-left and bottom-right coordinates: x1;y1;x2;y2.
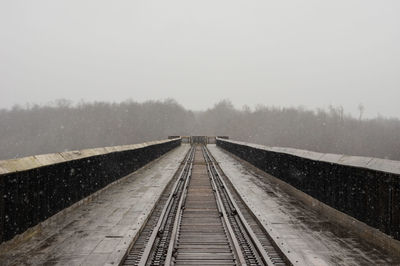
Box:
0;139;180;243
217;138;400;242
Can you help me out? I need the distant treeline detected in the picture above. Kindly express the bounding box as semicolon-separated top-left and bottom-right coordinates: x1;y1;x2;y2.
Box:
1;99;399;161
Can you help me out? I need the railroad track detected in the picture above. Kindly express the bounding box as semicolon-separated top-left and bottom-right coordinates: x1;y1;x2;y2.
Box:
122;145;292;266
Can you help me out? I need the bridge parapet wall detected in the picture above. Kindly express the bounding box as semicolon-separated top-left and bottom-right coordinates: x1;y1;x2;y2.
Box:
0;138;181;244
216;138;400;242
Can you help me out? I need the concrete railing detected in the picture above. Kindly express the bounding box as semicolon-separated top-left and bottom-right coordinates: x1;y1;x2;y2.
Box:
216;138;400;242
0;138;181;244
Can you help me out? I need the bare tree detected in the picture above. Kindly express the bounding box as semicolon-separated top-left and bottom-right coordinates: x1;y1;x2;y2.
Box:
358;103;365;121
0;99;399;161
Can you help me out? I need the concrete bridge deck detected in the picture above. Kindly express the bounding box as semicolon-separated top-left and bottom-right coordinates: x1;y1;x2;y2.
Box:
0;144;399;265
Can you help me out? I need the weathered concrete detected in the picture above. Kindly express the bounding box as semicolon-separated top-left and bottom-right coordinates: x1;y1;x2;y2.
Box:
0;138;180;174
208;144;400;266
0;145;189;266
217;138;400;175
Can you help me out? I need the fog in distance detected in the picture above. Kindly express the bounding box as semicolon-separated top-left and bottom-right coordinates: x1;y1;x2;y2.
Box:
1;0;400;118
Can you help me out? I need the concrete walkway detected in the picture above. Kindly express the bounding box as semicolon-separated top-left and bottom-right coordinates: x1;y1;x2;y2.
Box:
208;144;400;266
0;145;189;266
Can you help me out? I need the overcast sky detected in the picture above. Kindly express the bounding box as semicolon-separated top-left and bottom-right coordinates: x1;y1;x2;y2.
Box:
1;1;399;118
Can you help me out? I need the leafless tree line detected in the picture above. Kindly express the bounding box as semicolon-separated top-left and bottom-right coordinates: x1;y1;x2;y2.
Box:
0;99;399;161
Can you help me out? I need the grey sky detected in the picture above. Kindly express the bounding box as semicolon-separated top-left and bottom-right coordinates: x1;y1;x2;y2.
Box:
1;0;399;118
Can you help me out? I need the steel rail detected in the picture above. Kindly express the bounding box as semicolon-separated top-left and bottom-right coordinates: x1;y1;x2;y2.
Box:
164;152;194;265
205;146;293;265
133;144;291;266
203;146;247;266
203;146;281;266
137;147;194;266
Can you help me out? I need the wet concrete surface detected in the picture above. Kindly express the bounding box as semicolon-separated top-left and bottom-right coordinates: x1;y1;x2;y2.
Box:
0;145;189;266
208;144;400;266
